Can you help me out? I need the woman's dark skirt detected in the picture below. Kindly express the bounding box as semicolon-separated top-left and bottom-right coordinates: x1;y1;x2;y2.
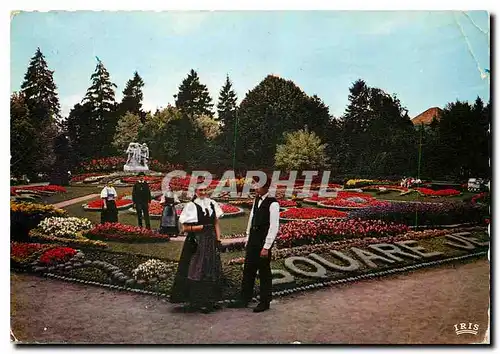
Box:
170;226;222;306
100;200;118;224
159;204;179;235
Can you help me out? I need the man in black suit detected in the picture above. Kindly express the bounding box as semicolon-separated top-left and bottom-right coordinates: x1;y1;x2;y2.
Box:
230;176;280;312
132;172;152;229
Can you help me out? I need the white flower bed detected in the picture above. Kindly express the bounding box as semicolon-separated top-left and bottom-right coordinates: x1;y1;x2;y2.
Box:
132;259;177;281
38;216;93;238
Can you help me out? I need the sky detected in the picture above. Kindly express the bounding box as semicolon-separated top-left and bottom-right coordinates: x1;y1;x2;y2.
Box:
10;11;490;119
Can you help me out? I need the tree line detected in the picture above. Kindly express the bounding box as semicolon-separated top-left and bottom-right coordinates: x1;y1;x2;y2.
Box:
11;48;491;183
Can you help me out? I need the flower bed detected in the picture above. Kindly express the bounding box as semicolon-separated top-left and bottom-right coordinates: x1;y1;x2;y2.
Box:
84;197;133;211
303;192;329;204
11;185;67;196
318;196;390;209
471;192;489;206
29;228;108;248
121;176;163;184
38;216;93;239
138;201;244;219
278;200;298;208
348;201;483;226
273;228;480;260
276;218;409;248
84;223;171;243
415;188;461;197
39;247;77;266
11;242;56;266
71;173;105;183
280;207;347;221
132;259;178;281
11;202;67;241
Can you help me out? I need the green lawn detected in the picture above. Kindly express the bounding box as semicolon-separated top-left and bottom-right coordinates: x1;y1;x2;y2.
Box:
39;185;133;204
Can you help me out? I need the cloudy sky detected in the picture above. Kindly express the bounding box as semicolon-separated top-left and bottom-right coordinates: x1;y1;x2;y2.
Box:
10;11;490;118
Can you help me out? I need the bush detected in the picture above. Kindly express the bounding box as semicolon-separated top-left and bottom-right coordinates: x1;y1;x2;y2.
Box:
10;202;67;241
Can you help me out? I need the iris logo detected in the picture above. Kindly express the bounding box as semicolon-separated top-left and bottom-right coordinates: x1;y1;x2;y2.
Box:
454;322;479;335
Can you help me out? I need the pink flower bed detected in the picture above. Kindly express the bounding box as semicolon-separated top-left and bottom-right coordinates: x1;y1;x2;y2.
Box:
276;218;409;248
280;207;347;220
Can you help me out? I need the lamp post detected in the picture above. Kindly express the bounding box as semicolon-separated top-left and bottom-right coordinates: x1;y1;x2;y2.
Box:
232;109;239;173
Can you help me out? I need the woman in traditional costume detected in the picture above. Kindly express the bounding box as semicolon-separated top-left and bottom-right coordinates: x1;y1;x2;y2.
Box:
159;188;180;236
170;186;224;313
100;182;118;224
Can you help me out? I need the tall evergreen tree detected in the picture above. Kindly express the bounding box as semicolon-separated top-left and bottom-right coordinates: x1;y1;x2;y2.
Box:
10;93;37;178
20;47;61;126
217;75;238;125
174;69;214;118
18;48;61;177
117;71;146;122
82;58;118;157
66;102;94;164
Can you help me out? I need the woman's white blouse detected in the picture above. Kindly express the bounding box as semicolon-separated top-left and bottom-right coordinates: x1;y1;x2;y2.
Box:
100;187;117;200
179;198;224;224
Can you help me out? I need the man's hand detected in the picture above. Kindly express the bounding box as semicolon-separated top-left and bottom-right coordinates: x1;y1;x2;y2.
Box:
260;248;269;258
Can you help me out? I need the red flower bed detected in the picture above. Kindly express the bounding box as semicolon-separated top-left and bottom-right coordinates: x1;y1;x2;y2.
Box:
71;173;105;183
11;185;67;195
280;207;347;220
147;201;241;216
168;176;220;191
336;191;369;199
121;176;163;184
11;242;53;264
471;192;489;205
77;156;181;173
148;200;164;215
39;247;77;265
86;196;133;209
415;188;460;197
277;218;409;248
278;200;298;208
304;192;328;202
84;223;170;243
221;203;241;214
320;197;389;208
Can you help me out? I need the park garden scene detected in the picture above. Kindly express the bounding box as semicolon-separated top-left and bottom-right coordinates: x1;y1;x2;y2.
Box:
10;11;490;344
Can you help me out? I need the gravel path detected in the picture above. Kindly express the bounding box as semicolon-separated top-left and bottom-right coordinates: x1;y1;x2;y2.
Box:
52;194;100;209
11;259;489;344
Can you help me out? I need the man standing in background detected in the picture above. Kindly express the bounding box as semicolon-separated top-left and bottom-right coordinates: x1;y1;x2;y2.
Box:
132;172;152;229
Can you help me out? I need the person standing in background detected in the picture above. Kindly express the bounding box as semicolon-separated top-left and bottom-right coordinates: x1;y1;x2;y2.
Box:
100;181;118;224
132;172;152;229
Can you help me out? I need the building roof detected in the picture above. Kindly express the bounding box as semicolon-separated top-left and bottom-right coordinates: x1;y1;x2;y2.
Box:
411;107;443;125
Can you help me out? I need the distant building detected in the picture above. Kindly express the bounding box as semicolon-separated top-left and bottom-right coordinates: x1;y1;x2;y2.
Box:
411;107;443;126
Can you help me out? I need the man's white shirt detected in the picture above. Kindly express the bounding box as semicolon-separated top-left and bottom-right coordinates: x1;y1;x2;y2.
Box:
245;192;280;250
